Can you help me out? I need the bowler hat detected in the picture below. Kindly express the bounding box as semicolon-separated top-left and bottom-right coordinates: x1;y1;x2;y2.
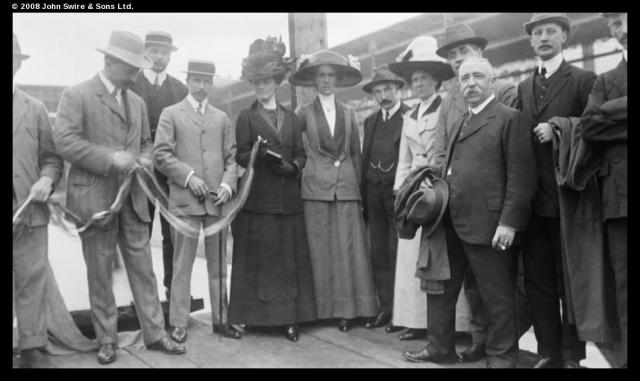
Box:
241;36;294;84
436;24;488;58
183;59;216;76
523;13;572;35
13;33;29;60
97;31;152;69
405;178;449;237
362;65;405;93
388;36;455;84
289;50;363;88
145;31;178;52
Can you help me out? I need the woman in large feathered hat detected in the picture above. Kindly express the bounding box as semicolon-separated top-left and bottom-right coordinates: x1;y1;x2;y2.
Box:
289;50;379;332
227;36;317;342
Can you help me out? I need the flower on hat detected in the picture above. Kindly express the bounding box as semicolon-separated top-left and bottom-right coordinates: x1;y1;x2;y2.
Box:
347;54;361;71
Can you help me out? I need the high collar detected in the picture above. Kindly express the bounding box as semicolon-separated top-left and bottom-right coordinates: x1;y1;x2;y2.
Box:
382;101;402;119
318;93;336;107
143;69;167;86
469;93;495;115
258;95;277;110
186;93;208;111
538;52;563;77
418;93;438;115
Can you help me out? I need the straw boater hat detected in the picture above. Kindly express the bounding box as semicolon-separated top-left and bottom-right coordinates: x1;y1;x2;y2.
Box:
436;23;488;58
13;33;29;61
145;31;178;52
289;50;363;88
388;35;455;83
362;65;405;93
523;13;572;36
183;59;216;76
405;177;449;237
97;31;152;69
241;36;295;84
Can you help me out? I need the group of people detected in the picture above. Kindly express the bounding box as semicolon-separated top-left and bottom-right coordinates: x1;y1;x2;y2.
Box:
12;11;626;369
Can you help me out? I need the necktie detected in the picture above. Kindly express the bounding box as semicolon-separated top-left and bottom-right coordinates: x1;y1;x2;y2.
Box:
112;88;121;107
153;74;160;90
540;66;547;79
384;110;389;122
197;101;204;115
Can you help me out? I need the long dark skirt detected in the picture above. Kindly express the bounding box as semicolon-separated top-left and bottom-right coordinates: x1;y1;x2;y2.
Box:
228;211;317;326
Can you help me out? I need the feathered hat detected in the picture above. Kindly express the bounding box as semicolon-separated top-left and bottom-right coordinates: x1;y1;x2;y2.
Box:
288;50;363;88
388;36;454;83
241;36;295;84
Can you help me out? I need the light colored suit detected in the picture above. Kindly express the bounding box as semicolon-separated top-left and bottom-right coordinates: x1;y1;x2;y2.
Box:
54;74;166;346
13;88;63;350
154;98;237;326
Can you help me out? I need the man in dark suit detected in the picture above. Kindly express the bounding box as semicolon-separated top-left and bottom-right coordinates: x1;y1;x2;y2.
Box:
516;13;597;368
132;31;188;300
360;66;410;332
54;31;185;365
13;33;63;368
403;57;536;368
580;12;627;367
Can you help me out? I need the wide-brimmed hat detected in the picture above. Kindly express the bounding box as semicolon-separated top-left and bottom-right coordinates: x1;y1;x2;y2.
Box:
388;36;455;83
183;59;216;76
145;31;178;52
524;13;572;35
97;31;152;69
405;178;449;237
13;33;30;61
362;65;405;93
241;36;295;84
436;24;488;58
289;50;363;88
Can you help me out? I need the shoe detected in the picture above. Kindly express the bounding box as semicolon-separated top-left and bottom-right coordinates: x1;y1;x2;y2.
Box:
285;325;299;342
147;336;186;355
19;348;54;368
337;319;352;332
403;347;457;364
532;355;562;368
97;343;117;365
365;311;392;329
385;325;404;333
170;326;188;343
457;342;486;362
399;329;427;341
562;360;583;368
213;324;242;339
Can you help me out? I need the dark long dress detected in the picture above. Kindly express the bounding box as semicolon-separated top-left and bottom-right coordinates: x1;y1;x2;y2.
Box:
228;101;317;326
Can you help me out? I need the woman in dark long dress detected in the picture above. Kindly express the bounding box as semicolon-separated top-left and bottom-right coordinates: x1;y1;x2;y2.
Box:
228;37;317;341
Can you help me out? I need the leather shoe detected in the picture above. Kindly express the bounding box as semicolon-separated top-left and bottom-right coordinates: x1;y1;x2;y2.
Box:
399;328;427;341
19;348;54;368
147;336;186;355
365;311;392;329
285;325;299;342
213;324;242;339
457;342;486;362
385;325;404;333
403;347;457;364
562;360;583;368
532;355;562;368
97;343;117;365
338;319;352;332
170;326;188;343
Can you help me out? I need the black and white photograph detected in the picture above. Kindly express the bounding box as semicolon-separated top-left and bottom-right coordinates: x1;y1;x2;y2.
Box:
12;10;627;368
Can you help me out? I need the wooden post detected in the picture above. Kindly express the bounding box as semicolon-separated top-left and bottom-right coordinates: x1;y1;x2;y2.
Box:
288;13;328;110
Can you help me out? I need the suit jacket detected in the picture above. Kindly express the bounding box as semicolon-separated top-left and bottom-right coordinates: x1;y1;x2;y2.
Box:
393;96;443;191
433;79;517;174
154;97;238;216
13;89;63;227
516;60;597;217
296;97;362;201
443;98;537;245
54;75;152;223
581;59;627;221
132;72;188;138
235;100;305;215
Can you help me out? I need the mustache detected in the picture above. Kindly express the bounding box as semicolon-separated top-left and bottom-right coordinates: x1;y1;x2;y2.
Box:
380;99;392;105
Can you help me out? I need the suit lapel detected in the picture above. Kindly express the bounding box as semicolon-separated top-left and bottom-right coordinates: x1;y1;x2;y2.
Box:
93;75;127;123
13;90;28;138
443;113;466;173
611;59;628;96
182;98;204;126
458;98;498;142
536;61;571;116
362;113;378;161
255;103;281;143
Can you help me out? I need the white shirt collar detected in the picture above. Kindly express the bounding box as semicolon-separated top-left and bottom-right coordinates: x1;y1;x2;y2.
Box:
186;93;208;112
143;69;167;87
259;96;277;111
469;93;495;115
318;93;335;108
538;52;563;77
382;101;402;119
418;93;438;116
98;71;118;94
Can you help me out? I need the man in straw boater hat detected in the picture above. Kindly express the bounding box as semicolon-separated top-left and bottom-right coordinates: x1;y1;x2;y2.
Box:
132;31;188;302
578;12;627;367
515;13;596;368
12;33;63;368
431;22;528;364
403;56;536;368
386;35;470;343
154;59;240;342
360;65;410;333
54;31;186;365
